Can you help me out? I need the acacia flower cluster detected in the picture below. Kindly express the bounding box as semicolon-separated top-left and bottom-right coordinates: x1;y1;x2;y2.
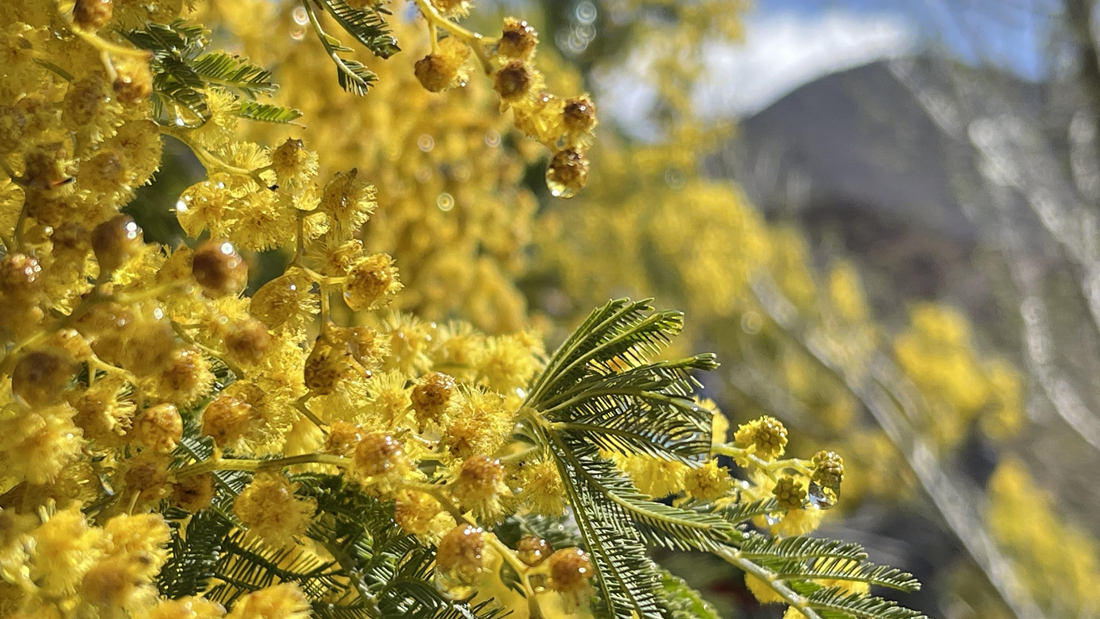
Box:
0;1;924;618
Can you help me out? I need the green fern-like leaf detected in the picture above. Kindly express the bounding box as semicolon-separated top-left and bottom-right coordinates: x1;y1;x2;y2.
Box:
237;101;304;124
314;0;399;58
190;52;278;98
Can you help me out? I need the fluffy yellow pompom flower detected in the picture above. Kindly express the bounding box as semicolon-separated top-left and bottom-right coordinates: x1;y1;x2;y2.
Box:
234;473;317;548
225;582;311;619
29;506;104;596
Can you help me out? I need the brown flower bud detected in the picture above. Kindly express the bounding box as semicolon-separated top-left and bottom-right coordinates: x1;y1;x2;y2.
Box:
192;240;247;297
172;473;215;512
323;421;365;458
493;61;533;100
73;0;113;30
452;455;504;506
133;403;182;454
436;524;484;580
353;432;405;478
11;349;76;407
91;214;143;274
563;96;597;134
498;19;538;59
113;59;153;105
224;318;272;365
201;394;254;446
548;547;593;593
516;535;551;567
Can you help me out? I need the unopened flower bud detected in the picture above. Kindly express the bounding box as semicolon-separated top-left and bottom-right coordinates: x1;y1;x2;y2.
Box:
548;547;593;593
73;0;113;30
113;58;153;105
436;524;484;580
201;394;254;446
224;318;272;365
133;403;182;454
11;349;76;407
563;96;597;134
516;535;551;567
353;432;405;478
452;455;504;506
91;214;143;274
172;473;215;511
191;240;247;296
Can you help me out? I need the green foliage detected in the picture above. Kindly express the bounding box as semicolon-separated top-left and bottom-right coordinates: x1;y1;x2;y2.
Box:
125;20;301;126
300;0;399;96
518;298;925;619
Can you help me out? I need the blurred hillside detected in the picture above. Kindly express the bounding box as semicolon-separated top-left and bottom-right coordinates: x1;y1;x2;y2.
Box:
718;53;1100;542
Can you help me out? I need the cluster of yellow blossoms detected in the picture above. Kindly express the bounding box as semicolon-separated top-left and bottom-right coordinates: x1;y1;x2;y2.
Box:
0;1;920;618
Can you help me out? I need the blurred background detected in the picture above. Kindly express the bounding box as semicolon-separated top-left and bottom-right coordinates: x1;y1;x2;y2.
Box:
140;1;1100;616
514;1;1100;616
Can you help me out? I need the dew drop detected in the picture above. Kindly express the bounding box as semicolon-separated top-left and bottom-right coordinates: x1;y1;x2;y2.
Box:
433;570;476;600
807;482;837;510
546;171;576;199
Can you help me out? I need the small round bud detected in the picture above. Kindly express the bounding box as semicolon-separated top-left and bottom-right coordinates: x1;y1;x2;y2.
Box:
498;19;538;59
323;421;365;458
224;318;272;365
516;535;551;567
772;476;807;511
452;455;504;506
546;148;589;198
201;394;254;446
113;58;153;105
415;54;456;93
563;96;597;134
304;337;361;395
411;371;456;426
343;253;401;311
493;61;533;100
436;524;484;580
548;548;593;593
414;36;470;93
811;450;844;491
353;432;405;478
250;268;316;330
91;214;143;274
73;0;113;30
172;473;215;512
11;349;75;407
123;453;171;505
133;403;182;454
157;347;214;405
191;240;247;296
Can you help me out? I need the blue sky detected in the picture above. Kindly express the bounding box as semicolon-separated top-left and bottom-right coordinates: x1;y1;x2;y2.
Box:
692;0;1060;115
